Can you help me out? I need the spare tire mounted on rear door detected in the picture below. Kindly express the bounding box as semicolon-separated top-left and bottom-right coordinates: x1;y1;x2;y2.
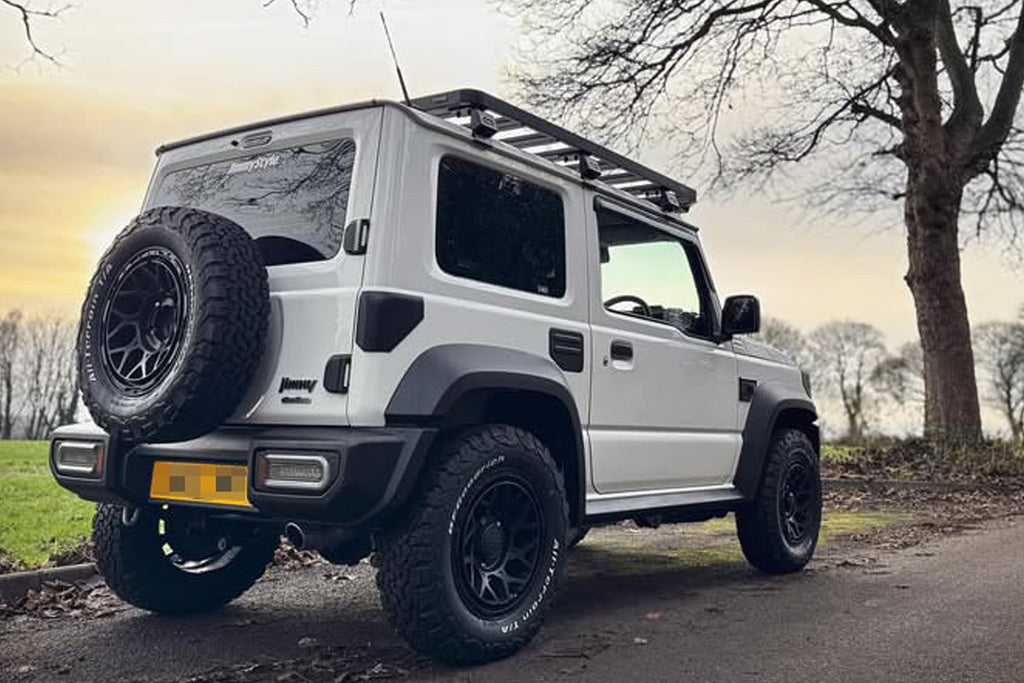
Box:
78;207;269;444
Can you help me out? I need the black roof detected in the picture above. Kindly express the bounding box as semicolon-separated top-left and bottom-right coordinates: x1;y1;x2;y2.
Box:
410;89;697;211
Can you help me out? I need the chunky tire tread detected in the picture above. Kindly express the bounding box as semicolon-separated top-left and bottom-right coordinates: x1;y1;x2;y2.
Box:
374;424;569;665
736;428;822;574
92;503;278;614
78;207;269;444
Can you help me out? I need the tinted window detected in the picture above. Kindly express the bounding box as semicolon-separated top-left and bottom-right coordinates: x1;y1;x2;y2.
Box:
436;156;566;297
598;207;711;337
151;139;357;263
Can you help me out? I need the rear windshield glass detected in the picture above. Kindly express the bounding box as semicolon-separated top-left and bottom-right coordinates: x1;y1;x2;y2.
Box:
150;138;357;264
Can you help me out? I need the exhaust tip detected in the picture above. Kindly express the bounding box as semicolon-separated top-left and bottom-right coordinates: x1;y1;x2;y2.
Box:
284;522;305;549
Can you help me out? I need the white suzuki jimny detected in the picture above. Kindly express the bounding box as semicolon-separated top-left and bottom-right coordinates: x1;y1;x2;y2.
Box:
50;89;820;664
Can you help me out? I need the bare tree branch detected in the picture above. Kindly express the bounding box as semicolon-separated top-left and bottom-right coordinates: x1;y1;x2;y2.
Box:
969;3;1024;172
937;0;983;134
803;0;896;43
263;0;312;27
1;0;70;65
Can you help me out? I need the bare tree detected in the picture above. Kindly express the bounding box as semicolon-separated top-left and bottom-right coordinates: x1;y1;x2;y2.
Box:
974;321;1024;440
807;321;888;439
752;316;808;364
18;315;77;439
872;339;926;405
506;0;1024;445
0;310;22;439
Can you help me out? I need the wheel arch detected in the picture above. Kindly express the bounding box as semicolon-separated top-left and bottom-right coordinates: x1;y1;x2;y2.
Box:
385;344;586;526
733;382;819;500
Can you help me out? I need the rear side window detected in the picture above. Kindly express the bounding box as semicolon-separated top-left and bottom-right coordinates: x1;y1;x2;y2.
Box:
150;139;357;264
435;155;566;298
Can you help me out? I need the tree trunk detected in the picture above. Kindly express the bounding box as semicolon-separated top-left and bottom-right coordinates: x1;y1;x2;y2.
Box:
846;411;861;440
903;164;983;446
1;371;11;439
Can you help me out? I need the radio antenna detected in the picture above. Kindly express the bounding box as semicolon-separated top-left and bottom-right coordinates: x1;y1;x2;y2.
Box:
379;11;412;106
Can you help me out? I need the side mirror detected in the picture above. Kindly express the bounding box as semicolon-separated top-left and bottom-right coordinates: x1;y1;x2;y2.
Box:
721;295;760;337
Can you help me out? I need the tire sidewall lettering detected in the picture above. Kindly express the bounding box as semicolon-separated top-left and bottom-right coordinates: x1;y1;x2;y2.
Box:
448;454;505;536
497;536;560;635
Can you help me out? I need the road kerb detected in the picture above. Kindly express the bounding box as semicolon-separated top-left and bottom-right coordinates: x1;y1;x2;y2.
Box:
0;563;98;602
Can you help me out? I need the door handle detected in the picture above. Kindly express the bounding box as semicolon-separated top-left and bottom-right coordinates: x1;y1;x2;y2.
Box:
610;340;633;361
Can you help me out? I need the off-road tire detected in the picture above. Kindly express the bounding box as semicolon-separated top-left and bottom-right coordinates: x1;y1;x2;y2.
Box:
736;428;822;574
92;503;279;614
78;207;269;444
374;425;569;665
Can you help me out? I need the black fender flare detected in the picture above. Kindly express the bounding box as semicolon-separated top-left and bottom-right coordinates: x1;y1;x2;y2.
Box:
733;383;818;499
385;343;586;523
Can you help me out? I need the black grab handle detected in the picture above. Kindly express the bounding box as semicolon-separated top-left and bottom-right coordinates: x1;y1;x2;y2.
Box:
610;340;633;361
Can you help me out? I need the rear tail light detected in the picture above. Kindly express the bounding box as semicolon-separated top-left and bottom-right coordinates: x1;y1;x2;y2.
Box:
255;452;332;492
53;440;104;478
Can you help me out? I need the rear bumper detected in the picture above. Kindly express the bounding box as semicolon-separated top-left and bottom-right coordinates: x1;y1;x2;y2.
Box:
49;422;436;529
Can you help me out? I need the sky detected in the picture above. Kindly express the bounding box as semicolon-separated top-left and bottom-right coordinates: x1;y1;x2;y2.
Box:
0;0;1020;350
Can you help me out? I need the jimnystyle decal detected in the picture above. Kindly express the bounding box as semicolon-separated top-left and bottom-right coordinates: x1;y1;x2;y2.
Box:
227;154;280;175
279;377;317;393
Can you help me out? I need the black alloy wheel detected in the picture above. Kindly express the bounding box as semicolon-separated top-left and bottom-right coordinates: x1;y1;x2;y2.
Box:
158;508;243;574
101;247;189;394
779;462;814;547
453;476;544;618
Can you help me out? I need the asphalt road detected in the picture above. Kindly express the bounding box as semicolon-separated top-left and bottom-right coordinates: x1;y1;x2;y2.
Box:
2;516;1023;683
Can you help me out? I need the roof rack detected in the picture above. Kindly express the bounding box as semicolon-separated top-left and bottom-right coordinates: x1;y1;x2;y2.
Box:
409;89;697;212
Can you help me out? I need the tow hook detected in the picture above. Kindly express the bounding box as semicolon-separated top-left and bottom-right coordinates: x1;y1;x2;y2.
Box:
121;505;140;527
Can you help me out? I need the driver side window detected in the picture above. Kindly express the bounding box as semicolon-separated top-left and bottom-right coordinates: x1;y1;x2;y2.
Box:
598;206;709;337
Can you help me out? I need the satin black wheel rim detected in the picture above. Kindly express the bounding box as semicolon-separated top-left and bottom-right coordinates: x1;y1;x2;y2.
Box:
779;462;814;546
101;247;189;394
453;476;544;618
158;509;240;575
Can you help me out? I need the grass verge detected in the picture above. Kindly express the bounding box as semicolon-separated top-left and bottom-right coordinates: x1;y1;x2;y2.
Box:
0;440;94;570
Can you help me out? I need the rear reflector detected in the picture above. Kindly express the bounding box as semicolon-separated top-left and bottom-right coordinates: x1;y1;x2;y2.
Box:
53;440;104;477
255;452;332;492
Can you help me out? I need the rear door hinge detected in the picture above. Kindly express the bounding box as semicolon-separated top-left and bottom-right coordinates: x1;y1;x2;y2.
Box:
342;219;370;255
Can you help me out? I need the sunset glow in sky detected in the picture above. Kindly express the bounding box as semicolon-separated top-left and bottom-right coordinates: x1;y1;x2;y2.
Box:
0;0;1020;348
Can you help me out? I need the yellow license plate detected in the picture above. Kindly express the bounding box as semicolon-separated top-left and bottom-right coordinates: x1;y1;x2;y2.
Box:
149;461;251;507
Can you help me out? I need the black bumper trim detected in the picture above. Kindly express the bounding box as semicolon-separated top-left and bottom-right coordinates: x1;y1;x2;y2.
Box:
50;423;436;529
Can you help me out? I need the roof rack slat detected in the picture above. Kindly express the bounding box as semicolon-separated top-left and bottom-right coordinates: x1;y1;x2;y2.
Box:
536;146;579;161
622;182;660;195
408;89;697;211
499;131;555;148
